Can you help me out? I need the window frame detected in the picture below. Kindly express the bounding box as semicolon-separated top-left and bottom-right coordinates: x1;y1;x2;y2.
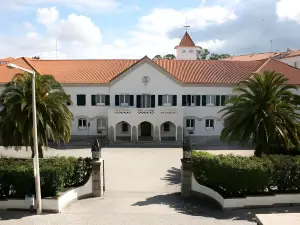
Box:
95;94;106;106
162;94;172;106
205;119;214;130
97;118;106;130
186;119;195;129
78;118;87;130
206;95;216;106
119;94;130;106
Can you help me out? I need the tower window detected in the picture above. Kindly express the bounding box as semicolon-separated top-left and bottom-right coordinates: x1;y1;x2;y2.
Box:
182;50;186;53
189;50;194;53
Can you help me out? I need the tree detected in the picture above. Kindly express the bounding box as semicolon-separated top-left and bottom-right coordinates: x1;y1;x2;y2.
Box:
209;53;231;60
153;55;162;60
0;72;73;158
197;47;210;60
163;54;176;60
32;55;40;59
219;71;300;156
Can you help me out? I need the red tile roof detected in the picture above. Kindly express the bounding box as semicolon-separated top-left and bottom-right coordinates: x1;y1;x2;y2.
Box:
1;57;300;84
223;52;281;61
283;50;300;59
0;57;15;63
175;32;197;49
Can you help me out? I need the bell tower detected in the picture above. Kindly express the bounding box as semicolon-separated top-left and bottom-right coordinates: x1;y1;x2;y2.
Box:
175;31;199;60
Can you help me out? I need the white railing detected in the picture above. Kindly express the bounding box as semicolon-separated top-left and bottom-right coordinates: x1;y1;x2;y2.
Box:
112;107;182;116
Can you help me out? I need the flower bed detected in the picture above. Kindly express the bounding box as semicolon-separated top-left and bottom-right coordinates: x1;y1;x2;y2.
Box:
192;151;300;198
0;157;92;198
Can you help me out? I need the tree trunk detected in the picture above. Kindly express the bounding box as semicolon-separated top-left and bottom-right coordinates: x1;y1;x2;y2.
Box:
38;145;44;158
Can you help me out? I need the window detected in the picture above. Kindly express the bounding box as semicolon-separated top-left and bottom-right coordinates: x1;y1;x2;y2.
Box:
182;95;200;106
162;95;172;105
182;50;186;53
205;119;214;130
189;50;194;53
122;122;128;132
120;95;130;106
163;123;170;132
207;95;216;106
141;94;151;108
97;118;106;129
95;95;106;105
186;119;195;129
77;94;86;106
78;118;87;130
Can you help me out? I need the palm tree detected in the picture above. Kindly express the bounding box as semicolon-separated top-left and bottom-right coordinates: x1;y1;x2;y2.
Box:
0;72;73;158
219;71;300;156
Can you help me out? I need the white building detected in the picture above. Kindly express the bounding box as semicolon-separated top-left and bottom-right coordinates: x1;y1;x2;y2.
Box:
1;32;300;146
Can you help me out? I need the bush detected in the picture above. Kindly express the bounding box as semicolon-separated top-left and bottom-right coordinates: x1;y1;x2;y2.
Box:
0;157;92;198
192;151;300;198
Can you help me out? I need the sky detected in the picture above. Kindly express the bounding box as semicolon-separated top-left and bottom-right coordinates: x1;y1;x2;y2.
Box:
0;0;299;59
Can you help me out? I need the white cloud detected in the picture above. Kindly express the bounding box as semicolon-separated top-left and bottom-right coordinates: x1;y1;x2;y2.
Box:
5;0;119;11
276;0;300;23
0;4;235;59
52;14;101;45
197;39;227;52
138;5;237;34
23;22;34;30
37;7;59;25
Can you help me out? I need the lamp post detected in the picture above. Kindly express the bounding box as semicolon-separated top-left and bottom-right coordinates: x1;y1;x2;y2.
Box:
91;131;109;160
7;63;42;214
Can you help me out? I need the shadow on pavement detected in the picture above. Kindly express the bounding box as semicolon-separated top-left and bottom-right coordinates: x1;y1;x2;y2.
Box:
132;192;300;223
161;167;181;185
0;210;51;220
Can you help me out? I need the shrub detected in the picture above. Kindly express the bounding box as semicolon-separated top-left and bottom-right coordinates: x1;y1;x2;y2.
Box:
192;151;300;198
0;157;92;198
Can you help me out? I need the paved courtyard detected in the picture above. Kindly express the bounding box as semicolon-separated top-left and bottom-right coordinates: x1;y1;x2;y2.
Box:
1;147;299;225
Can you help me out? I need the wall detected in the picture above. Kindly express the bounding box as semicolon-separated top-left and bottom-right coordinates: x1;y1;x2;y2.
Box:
160;122;176;137
176;47;198;60
115;122;131;137
280;56;300;68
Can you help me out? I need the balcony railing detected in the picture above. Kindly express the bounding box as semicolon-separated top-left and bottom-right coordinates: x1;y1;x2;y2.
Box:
111;107;182;116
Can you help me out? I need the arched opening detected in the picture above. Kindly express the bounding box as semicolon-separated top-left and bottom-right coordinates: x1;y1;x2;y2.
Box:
115;121;132;142
138;121;153;141
160;121;176;141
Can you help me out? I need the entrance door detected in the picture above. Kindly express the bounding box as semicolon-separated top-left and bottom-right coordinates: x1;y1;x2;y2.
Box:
141;122;152;136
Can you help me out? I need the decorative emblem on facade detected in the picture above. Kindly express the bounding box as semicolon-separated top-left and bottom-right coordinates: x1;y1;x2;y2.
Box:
141;76;150;87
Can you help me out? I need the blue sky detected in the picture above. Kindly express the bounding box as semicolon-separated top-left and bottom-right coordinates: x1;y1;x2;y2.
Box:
0;0;299;59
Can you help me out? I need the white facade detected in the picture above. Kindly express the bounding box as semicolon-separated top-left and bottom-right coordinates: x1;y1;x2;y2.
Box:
61;59;235;145
280;56;300;69
176;47;198;60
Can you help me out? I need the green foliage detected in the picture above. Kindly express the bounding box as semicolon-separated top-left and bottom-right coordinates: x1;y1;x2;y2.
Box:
153;54;176;60
209;53;231;60
192;151;300;198
0;72;73;158
0;157;92;198
219;71;300;156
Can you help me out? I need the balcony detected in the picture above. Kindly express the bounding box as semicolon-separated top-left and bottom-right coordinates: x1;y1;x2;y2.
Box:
109;107;183;125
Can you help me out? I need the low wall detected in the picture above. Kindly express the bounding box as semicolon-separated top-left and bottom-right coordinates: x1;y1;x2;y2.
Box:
191;174;300;210
0;175;92;213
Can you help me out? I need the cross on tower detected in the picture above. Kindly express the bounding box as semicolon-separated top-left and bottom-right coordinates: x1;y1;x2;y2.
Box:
183;17;190;32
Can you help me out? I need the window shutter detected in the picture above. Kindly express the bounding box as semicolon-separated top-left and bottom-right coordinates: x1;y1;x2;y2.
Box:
191;119;195;127
172;95;177;106
158;95;162;106
186;120;189;127
196;95;201;106
211;119;214;128
221;95;226;106
151;95;155;108
91;95;96;106
216;95;220;106
182;95;186;106
136;95;141;108
77;95;86;106
129;95;134;106
115;95;120;106
205;119;209;127
105;95;110;106
202;95;207;106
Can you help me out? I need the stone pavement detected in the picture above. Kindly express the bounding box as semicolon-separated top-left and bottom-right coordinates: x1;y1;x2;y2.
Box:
1;147;297;225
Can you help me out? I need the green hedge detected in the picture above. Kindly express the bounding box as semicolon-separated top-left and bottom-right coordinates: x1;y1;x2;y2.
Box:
192;151;300;198
0;157;92;198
